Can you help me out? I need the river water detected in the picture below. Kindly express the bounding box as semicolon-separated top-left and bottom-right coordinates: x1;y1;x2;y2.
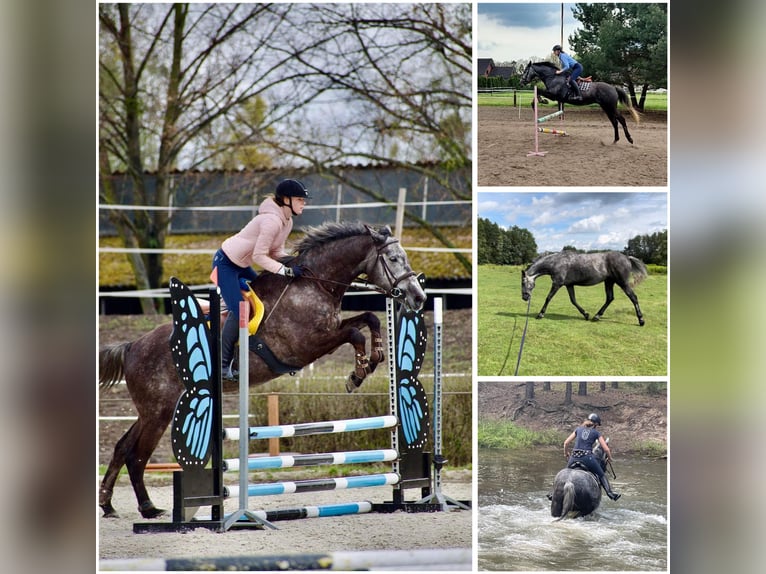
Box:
478;447;667;571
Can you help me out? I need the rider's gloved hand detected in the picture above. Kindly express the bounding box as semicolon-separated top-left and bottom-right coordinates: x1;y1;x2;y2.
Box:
284;265;304;278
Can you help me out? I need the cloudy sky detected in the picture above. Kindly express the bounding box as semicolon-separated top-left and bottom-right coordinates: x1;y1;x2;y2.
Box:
478;192;668;252
478;3;581;62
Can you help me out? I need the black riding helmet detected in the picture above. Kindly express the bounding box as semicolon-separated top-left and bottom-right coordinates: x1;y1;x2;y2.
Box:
588;413;602;426
552;44;562;52
275;179;311;200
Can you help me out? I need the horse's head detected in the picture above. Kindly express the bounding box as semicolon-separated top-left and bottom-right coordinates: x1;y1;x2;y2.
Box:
521;269;536;301
520;62;536;85
364;225;426;312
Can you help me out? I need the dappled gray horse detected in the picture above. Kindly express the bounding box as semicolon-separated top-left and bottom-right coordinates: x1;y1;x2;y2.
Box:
98;222;426;519
521;250;647;326
550;441;607;520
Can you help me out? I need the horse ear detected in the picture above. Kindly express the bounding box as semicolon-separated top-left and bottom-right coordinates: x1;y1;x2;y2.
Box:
365;224;390;244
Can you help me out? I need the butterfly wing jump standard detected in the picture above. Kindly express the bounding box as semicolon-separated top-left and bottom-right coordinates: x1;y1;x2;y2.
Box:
386;300;433;505
165;277;226;525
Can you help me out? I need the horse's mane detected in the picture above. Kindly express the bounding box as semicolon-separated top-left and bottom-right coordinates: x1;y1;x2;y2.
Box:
292;221;382;256
533;61;559;70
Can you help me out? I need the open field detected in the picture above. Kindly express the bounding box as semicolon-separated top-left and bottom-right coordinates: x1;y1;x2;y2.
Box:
477;265;667;377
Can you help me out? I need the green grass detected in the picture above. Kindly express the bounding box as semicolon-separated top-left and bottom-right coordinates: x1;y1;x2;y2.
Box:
477;419;562;449
478;90;667;112
477;265;667;376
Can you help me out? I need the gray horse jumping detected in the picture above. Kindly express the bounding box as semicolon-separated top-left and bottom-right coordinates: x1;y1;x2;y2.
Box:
99;222;426;519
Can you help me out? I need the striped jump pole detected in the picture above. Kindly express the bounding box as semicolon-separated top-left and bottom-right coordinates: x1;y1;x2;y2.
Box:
101;548;473;571
225;473;400;498
538;126;568;136
223;415;398;440
223;449;398;472
537;109;564;123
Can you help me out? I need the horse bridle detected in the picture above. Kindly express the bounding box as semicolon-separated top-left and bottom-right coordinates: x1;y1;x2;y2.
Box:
293;235;417;301
371;237;417;300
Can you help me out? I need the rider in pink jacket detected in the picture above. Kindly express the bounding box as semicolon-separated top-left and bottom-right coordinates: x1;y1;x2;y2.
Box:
212;179;311;379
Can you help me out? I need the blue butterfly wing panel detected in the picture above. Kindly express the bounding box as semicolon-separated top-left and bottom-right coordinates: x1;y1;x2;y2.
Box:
168;277;214;468
394;304;430;452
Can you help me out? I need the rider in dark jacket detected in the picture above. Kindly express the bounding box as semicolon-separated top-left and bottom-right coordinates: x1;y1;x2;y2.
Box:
563;413;621;500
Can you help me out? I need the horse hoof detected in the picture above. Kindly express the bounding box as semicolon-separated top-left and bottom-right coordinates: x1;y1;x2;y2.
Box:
535;314;544;320
139;503;166;519
591;316;600;322
638;320;645;327
583;314;590;321
345;374;363;393
101;505;120;519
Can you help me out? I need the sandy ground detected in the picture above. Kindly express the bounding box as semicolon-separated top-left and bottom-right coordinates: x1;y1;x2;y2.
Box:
98;472;472;568
478;106;667;187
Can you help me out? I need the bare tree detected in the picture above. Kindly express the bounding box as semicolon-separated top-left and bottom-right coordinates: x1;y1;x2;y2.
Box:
262;3;473;272
564;382;572;405
99;3;474;305
525;381;534;400
578;382;588;396
99;3;295;311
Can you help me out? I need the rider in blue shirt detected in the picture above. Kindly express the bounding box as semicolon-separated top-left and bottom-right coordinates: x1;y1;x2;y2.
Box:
563;413;621;500
553;45;583;100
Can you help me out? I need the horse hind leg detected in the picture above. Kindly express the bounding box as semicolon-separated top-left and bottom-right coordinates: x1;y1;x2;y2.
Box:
593;281;616;322
100;421;141;518
565;285;590;320
620;284;645;326
125;411;175;519
617;112;633;144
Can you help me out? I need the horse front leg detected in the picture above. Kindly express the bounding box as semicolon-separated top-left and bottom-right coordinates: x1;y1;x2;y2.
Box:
338;312;385;393
536;284;561;319
565;285;590;320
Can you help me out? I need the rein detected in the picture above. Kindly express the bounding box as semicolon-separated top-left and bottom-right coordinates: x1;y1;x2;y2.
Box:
514;297;532;376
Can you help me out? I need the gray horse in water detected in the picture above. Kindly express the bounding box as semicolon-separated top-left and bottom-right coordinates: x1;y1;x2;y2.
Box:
550;441;608;520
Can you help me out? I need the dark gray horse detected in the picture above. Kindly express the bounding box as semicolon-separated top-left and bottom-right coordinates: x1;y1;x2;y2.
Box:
98;222;426;519
521;250;647;326
521;61;640;144
550;441;608;520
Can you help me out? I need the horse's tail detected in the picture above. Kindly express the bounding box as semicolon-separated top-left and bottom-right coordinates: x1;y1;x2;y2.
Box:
554;481;576;522
616;87;641;125
628;256;649;287
99;342;131;390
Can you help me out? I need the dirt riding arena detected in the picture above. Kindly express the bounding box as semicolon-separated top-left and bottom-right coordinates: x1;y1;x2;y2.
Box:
478;106;667;187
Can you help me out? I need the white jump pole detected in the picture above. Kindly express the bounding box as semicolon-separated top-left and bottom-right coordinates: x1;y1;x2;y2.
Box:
527;86;548;157
221;301;276;530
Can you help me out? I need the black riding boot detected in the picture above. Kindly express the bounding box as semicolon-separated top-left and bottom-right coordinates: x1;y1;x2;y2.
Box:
220;313;239;381
570;80;582;100
599;475;621;500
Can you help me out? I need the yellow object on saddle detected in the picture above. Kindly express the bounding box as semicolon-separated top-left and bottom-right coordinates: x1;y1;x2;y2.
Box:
242;284;264;335
209;266;264;335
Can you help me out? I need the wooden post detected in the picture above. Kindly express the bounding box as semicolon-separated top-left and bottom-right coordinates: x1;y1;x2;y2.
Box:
395;187;406;239
267;394;280;456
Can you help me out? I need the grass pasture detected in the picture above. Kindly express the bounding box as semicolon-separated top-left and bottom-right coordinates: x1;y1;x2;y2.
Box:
478;265;667;377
